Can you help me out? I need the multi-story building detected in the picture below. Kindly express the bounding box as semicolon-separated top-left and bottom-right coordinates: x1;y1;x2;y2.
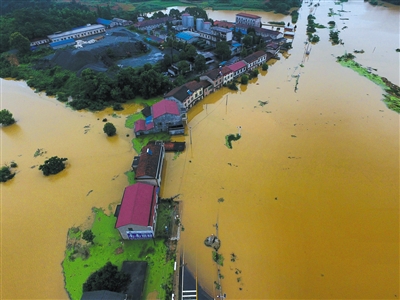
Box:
235;12;262;27
165;80;204;109
198;26;232;46
243;50;268;70
228;61;247;78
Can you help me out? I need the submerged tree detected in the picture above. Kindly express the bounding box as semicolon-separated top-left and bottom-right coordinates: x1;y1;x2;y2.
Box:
0;166;15;182
103;122;116;136
0;109;16;126
39;156;68;176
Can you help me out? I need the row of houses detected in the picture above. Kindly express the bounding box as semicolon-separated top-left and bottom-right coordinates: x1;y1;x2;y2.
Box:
133;49;271;138
115;142;166;240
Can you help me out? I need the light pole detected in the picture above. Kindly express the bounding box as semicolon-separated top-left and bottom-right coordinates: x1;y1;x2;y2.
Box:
238;126;242;136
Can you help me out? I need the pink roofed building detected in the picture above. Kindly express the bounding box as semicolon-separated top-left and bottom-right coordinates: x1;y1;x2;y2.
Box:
115;182;158;240
134;99;186;136
228;60;247;78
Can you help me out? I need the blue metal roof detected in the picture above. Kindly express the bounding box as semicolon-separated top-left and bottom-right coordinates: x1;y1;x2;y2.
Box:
97;18;112;26
49;38;75;48
232;42;241;47
176;32;193;41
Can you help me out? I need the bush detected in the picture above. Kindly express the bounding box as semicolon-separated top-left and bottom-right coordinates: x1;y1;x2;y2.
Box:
262;63;269;71
250;69;259;79
0;166;15;182
103;122;116;136
83;262;131;292
38;156;68;176
227;82;238;91
241;75;249;85
82;230;95;244
0;109;16;126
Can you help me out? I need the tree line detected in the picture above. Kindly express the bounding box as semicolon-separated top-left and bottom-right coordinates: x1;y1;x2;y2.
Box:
0;2;96;53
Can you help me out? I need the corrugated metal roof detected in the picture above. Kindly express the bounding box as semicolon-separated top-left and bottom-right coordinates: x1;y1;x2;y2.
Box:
49;38;75;48
176;32;193;41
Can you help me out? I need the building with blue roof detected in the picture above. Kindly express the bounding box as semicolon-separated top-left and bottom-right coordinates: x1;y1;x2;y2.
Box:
49;38;75;49
96;18;117;28
175;31;199;44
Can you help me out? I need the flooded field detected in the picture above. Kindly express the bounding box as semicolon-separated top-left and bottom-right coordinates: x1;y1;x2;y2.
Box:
1;1;399;299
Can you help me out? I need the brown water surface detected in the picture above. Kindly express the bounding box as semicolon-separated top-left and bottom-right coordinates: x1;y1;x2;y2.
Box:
1;2;399;299
161;2;399;299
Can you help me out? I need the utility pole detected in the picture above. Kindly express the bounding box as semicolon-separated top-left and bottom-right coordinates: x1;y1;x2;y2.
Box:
189;126;192;145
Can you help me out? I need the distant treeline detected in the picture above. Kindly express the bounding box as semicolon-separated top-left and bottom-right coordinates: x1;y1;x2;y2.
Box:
0;2;96;53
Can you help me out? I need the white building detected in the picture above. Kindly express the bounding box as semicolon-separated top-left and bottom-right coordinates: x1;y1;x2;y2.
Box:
235;12;262;27
47;24;106;43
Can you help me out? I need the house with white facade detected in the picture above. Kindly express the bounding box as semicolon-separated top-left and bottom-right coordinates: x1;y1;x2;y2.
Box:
235;12;262;28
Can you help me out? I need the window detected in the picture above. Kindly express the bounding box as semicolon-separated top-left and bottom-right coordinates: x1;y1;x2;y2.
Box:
128;227;133;231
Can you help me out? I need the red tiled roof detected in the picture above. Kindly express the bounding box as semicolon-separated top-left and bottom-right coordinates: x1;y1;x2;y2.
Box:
115;182;157;228
152;99;180;119
228;61;247;72
134;119;154;132
236;12;261;19
221;66;233;75
135;16;173;28
214;20;235;29
135;143;163;179
185;80;203;91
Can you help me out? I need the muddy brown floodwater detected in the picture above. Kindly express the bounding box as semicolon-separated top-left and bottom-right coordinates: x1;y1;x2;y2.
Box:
161;2;399;300
1;1;399;300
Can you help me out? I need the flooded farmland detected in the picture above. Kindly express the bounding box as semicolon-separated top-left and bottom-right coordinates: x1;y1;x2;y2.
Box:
1;1;399;299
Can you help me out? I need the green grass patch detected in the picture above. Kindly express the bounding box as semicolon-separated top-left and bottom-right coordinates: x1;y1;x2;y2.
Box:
225;133;241;149
125;111;145;129
63;208;174;300
124;170;136;185
154;200;178;239
337;55;400;113
132;132;171;154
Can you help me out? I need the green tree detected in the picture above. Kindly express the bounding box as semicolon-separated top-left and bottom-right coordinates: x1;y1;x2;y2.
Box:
82;229;95;244
241;75;249;85
9;32;30;54
215;41;231;61
39;156;68;176
176;60;190;74
0;109;16;126
103;122;116;136
0;166;15;182
194;55;208;73
242;35;253;48
262;63;269;71
83;262;131;292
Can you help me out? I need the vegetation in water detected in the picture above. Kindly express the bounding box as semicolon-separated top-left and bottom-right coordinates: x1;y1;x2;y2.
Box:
38;156;68;176
337;54;400;113
212;251;224;266
291;10;299;23
225;133;241;149
103;122;117;137
0;165;16;182
262;63;269;71
0;109;16;126
63;208;174;300
329;30;341;45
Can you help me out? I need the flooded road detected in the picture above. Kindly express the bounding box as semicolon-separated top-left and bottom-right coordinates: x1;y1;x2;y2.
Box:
161;2;399;299
1;1;399;299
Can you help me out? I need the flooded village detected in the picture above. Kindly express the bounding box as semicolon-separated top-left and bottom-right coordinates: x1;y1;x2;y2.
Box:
1;1;399;300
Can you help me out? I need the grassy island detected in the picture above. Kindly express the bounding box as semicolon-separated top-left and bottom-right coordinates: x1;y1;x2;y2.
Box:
337;53;400;113
63;208;175;300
